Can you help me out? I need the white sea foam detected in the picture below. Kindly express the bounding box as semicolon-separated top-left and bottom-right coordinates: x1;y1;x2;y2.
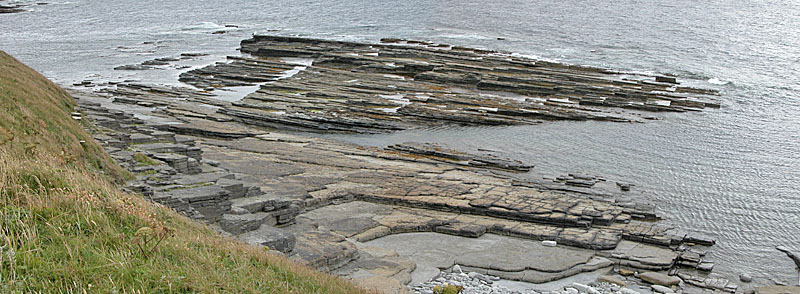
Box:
376;107;401;113
506;52;561;63
439;33;493;41
382;74;406;80
182;22;225;31
379;94;411;105
708;78;731;85
280;57;314;67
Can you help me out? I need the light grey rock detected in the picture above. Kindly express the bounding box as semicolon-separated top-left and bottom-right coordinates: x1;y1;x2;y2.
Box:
415;269;516;294
756;286;800;294
597;275;627;286
651;285;674;293
639;271;681;286
572;283;592;293
600;241;677;271
697;261;714;271
467;272;493;284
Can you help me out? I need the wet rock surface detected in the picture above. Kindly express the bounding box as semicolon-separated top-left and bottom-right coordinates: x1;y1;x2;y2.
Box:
0;4;24;13
64;36;750;293
0;1;39;14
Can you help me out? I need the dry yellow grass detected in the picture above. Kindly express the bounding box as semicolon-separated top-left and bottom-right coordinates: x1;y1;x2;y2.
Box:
0;51;370;293
0;51;126;182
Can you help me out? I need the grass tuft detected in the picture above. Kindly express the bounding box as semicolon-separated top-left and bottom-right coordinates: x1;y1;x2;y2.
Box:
133;152;159;167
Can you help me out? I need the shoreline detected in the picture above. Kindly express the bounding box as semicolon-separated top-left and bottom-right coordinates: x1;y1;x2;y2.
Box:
66;36;793;293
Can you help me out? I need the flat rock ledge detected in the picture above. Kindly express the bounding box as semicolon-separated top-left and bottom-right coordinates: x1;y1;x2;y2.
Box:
387;142;533;172
66;35;733;293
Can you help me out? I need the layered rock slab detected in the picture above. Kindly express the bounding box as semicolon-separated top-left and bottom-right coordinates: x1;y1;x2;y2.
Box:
364;232;612;284
182;35;722;135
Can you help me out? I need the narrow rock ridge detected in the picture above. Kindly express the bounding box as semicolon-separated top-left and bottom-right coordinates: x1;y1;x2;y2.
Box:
0;3;28;14
386;142;533;172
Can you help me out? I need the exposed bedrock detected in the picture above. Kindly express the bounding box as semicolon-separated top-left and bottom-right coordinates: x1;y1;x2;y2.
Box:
74;86;723;292
66;35;733;293
175;35;722;134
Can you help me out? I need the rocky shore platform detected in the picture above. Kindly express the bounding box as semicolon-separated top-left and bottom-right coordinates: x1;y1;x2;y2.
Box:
64;35;790;294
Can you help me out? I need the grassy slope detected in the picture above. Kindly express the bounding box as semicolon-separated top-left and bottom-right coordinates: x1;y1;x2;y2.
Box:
0;51;368;294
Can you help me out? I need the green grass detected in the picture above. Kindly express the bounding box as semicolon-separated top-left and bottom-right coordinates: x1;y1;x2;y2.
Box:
0;51;369;294
0;53;127;182
133;152;159;167
136;170;158;177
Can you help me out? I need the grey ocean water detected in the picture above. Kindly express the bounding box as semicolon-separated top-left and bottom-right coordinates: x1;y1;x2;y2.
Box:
2;0;798;283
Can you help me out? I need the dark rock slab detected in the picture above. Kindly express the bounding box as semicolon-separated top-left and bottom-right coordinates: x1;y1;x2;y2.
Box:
220;212;277;235
160;120;265;139
387;142;533;172
238;224;297;254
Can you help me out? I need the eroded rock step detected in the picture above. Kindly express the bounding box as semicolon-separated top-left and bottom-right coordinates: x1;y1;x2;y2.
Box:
74;95;300;246
179;56;298;89
387;142;533;172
